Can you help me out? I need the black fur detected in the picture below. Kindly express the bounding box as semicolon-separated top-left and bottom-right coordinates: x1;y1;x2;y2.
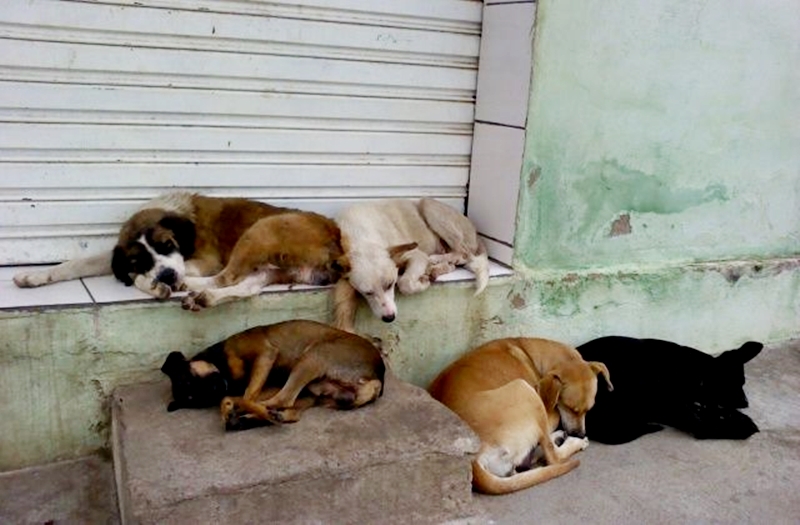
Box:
111;214;196;286
160;342;245;412
112;244;154;286
156;214;196;259
577;336;762;444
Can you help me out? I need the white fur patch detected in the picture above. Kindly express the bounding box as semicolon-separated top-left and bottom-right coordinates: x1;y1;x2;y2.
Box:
139;234;187;285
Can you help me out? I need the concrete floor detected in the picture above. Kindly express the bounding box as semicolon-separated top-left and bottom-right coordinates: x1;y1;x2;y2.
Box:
1;340;798;525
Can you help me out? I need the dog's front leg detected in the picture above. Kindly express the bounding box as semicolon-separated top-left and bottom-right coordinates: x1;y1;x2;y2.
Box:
243;345;278;401
182;271;269;311
397;249;432;295
133;274;172;299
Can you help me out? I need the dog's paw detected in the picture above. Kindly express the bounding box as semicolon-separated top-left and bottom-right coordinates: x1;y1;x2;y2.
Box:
150;281;172;300
564;436;589;452
428;261;457;280
267;407;300;424
181;291;209;311
13;271;50;288
550;430;566;446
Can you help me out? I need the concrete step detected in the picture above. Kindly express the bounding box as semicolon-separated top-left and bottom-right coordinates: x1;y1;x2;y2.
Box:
112;372;480;524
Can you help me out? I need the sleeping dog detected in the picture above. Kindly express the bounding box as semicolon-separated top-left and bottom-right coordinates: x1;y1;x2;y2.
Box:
429;337;611;495
14;192;348;309
577;336;762;444
333;198;489;332
160;319;385;430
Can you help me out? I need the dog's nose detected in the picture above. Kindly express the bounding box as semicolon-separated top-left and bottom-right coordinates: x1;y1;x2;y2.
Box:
381;313;395;323
157;268;178;287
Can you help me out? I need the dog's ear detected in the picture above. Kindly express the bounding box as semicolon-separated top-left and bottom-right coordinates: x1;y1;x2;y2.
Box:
589;361;613;391
330;254;350;275
111;246;134;286
538;373;562;413
719;341;763;365
388;242;418;265
161;351;188;377
158;215;196;258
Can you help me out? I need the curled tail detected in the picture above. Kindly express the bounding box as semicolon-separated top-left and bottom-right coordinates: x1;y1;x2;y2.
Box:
418;198;489;294
472;458;580;495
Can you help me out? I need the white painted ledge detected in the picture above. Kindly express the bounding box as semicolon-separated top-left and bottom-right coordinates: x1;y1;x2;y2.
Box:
0;261;513;310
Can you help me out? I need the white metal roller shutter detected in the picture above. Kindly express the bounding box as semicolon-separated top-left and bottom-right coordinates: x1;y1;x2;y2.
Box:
0;0;482;264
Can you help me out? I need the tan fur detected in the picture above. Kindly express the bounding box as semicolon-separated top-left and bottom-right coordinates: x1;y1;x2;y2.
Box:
217;320;385;427
181;210;348;310
334;198;489;332
429;338;612;495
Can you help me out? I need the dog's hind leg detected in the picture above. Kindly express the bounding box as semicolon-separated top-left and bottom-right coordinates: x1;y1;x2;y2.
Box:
418;198;489;294
262;352;326;411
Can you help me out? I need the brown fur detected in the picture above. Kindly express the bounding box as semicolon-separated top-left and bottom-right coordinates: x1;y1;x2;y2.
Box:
13;193;348;308
429;338;612;495
216;320;385;428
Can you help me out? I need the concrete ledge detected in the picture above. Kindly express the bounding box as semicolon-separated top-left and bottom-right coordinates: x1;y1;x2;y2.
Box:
112;373;480;524
1;256;797;472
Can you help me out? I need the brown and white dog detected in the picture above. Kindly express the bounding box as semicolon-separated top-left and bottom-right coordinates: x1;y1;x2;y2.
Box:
14;192;348;309
333;198;489;332
429;338;612;495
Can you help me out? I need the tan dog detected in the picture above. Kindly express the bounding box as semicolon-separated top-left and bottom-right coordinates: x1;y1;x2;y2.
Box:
429;338;612;495
333;198;489;332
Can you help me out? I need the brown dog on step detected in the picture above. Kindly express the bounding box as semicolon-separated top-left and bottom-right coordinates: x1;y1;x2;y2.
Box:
160;320;385;430
429;338;612;494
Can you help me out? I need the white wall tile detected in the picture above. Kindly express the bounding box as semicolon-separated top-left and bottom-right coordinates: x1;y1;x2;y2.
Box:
467;123;524;256
0;266;93;308
474;2;536;127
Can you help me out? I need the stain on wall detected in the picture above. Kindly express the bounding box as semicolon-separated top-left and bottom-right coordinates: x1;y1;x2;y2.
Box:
516;0;800;271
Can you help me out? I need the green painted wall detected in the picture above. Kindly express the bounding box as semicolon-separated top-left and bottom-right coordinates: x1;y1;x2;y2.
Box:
2;0;799;472
516;0;800;270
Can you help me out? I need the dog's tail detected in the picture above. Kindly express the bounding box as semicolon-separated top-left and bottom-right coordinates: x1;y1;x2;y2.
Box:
418;198;490;295
466;249;490;295
471;458;580;495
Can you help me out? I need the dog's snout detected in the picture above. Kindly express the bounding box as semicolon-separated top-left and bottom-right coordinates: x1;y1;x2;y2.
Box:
567;429;586;439
156;268;178;287
381;313;396;323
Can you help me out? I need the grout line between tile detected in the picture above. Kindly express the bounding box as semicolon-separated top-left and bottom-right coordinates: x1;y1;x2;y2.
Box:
80;278;97;305
474;119;526;130
479;232;514;248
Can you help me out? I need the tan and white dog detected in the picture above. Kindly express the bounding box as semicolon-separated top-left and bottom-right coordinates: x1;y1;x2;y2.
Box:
429;337;612;495
14;192;348;309
333;198;489;332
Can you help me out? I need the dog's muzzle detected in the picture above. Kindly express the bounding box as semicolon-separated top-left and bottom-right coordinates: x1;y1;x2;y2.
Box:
156;267;179;287
381;313;396;323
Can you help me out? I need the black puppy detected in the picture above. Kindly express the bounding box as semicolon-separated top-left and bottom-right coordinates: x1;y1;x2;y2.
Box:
577;336;762;444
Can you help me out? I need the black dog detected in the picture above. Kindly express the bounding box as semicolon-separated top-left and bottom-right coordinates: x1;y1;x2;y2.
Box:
577;336;762;444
